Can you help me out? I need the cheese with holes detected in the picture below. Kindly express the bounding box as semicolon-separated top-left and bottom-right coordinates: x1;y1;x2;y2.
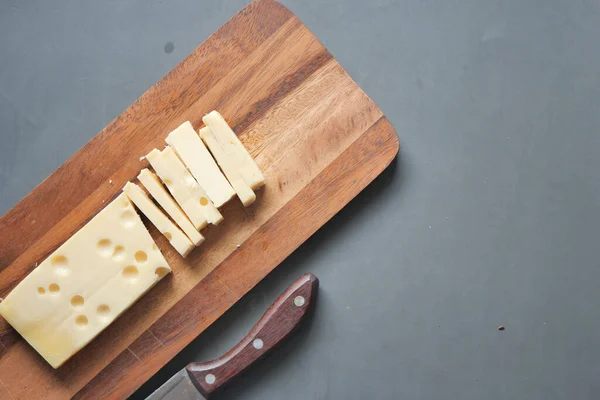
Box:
124;182;195;257
166;121;235;208
146;147;223;228
202;111;264;189
138;168;204;246
199;126;256;206
0;194;171;368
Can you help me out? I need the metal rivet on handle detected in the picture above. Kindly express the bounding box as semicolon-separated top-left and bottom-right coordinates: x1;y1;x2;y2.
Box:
205;374;216;385
294;296;305;307
253;338;264;349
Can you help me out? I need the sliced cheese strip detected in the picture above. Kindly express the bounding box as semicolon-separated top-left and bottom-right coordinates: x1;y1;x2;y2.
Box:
146;147;223;228
0;193;171;369
202;110;265;189
138;168;204;246
166;121;235;208
199;126;256;207
123;182;194;257
146;148;207;230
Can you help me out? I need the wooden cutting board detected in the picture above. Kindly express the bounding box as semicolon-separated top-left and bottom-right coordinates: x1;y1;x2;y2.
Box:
0;1;398;398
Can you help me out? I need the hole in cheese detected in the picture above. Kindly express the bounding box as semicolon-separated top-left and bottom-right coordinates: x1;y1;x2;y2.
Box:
37;287;45;295
97;304;110;315
71;295;84;308
152;243;158;251
122;265;139;281
48;283;60;295
112;245;126;261
97;239;112;256
134;251;148;264
164;232;173;241
121;210;137;228
199;197;208;206
51;255;69;276
51;255;67;266
75;315;88;326
155;267;170;278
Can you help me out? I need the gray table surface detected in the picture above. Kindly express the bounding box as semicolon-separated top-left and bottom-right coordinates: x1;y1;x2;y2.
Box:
1;1;599;399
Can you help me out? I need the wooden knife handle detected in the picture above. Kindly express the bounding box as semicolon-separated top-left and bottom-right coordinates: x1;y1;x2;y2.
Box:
185;273;319;397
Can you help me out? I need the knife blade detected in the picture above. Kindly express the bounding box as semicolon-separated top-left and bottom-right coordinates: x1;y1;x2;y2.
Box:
147;273;319;400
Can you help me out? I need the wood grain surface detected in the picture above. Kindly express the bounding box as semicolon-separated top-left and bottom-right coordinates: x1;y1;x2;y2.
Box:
0;1;399;398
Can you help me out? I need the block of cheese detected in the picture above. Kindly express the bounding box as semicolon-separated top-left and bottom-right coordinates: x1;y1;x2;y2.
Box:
0;194;171;368
166;121;235;208
146;147;223;228
123;182;195;257
138;168;204;246
202;110;265;189
199;126;256;207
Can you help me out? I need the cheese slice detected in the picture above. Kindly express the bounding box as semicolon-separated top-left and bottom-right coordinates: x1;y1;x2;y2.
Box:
146;148;207;230
138;168;204;246
199;126;256;206
146;147;223;228
166;121;235;208
123;182;195;257
202;111;265;189
0;194;171;368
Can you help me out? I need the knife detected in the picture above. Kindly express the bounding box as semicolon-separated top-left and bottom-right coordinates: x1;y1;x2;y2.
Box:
147;273;319;399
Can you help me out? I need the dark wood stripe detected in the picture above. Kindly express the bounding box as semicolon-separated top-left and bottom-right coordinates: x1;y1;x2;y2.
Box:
129;330;164;362
231;49;333;134
0;330;17;366
0;329;19;353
